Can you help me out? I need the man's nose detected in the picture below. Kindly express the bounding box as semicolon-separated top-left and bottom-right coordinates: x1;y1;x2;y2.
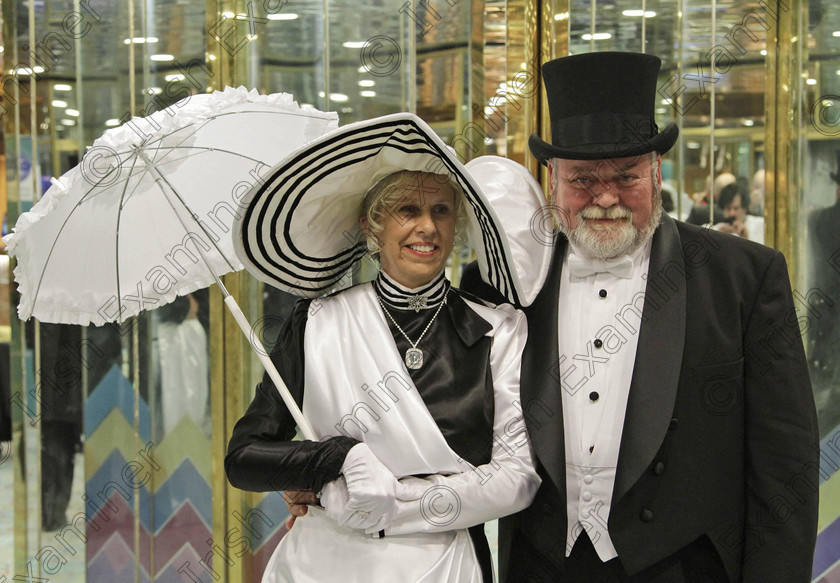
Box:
592;187;620;207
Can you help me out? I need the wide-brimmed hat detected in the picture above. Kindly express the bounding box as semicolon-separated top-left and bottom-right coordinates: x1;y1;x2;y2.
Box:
831;151;840;185
529;52;679;164
233;113;551;306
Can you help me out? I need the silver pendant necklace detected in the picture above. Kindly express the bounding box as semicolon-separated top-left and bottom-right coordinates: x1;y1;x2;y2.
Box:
376;288;449;369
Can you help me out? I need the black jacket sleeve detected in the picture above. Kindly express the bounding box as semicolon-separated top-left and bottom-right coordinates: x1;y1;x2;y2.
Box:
224;299;359;493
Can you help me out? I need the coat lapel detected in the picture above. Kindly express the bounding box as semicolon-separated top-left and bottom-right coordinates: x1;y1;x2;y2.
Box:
613;215;686;502
521;238;568;491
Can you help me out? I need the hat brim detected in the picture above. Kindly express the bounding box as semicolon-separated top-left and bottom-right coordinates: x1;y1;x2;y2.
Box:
234;113;525;304
529;122;679;164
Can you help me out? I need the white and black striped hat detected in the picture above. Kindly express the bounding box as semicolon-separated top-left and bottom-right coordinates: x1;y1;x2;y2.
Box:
233;113;550;306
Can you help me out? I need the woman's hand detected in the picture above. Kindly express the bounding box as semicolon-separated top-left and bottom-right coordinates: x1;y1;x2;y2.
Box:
323;443;397;531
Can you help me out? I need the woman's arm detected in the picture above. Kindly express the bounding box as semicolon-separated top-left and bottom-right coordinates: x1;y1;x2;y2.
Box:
224;299;359;493
379;303;541;535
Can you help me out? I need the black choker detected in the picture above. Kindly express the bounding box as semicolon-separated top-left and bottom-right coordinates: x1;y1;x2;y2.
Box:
374;271;449;312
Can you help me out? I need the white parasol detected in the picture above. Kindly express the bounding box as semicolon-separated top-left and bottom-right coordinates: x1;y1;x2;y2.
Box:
4;86;335;439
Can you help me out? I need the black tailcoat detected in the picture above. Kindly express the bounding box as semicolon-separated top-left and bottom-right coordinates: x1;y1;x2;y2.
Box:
462;215;819;583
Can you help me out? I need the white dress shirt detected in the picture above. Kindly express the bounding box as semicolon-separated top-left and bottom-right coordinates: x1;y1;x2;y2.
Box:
558;238;652;560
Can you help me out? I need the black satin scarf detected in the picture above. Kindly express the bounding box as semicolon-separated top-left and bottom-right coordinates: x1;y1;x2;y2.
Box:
381;289;494;467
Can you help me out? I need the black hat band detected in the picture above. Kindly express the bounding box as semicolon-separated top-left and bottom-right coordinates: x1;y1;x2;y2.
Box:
551;112;658;153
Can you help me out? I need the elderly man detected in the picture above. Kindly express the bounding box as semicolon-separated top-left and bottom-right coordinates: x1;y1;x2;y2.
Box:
462;52;818;583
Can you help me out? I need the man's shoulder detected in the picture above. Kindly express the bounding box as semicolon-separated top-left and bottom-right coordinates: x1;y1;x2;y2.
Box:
673;219;778;262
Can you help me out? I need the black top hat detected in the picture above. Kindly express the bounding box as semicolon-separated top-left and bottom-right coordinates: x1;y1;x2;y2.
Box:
529;52;679;164
831;151;840;185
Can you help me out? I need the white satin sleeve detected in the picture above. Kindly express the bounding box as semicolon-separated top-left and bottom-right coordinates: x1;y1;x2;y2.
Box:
375;302;541;536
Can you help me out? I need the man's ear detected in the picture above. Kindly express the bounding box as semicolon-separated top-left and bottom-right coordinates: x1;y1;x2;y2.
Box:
655;154;663;187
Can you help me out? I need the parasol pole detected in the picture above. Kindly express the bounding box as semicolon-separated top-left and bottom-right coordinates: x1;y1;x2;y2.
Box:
135;149;317;440
220;288;317;441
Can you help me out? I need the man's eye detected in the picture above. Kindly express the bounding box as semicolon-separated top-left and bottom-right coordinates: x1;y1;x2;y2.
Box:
571;176;590;184
399;205;420;215
433;205;451;214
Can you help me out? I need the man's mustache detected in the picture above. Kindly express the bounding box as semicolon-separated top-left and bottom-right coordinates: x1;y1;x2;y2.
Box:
579;206;633;220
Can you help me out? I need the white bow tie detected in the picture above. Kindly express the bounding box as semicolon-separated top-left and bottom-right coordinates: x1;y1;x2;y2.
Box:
567;255;634;279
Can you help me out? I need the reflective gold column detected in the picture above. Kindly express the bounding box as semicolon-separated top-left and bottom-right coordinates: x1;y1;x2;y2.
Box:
765;0;802;277
205;1;251;582
537;0;569;194
1;0;31;574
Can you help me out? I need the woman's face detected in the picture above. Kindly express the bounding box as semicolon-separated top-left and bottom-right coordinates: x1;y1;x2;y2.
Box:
363;174;457;289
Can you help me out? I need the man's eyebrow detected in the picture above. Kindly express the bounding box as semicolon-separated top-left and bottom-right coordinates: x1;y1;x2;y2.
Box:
615;159;645;171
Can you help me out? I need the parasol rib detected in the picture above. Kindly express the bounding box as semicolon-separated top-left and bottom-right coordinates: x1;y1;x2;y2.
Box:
136;148;316;440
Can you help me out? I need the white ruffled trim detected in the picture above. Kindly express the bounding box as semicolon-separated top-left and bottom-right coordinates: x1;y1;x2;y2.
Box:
15;273;234;327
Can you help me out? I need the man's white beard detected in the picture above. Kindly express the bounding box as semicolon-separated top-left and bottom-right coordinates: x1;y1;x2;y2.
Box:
557;187;663;260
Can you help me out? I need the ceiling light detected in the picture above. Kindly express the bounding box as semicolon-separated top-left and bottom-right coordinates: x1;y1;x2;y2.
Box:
105;119;120;127
150;54;174;62
61;119;75;126
622;10;656;16
165;74;185;82
15;66;45;75
806;78;817;85
760;49;767;55
0;46;4;53
833;31;840;37
342;41;367;48
743;119;755;126
54;84;72;91
360;91;376;97
582;33;611;40
329;93;349;102
554;12;569;20
123;36;158;44
687;141;701;149
357;66;369;73
147;87;163;95
267;13;298;20
222;11;235;18
66;108;80;116
358;80;375;87
489;95;507;106
51;100;68;108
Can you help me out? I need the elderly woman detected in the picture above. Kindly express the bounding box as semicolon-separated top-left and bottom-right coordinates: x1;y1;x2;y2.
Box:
225;114;541;582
